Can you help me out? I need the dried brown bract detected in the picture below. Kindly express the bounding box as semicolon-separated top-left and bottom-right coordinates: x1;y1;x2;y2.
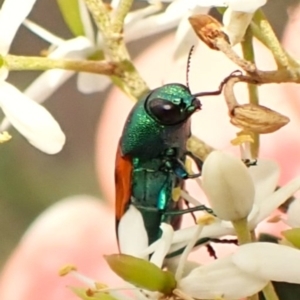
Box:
188;14;229;50
230;104;290;134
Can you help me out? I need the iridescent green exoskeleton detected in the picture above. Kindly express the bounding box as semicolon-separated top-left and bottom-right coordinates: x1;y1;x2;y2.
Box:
115;84;202;245
115;66;237;248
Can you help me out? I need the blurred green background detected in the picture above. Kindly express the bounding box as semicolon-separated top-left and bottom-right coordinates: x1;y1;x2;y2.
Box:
0;0;297;268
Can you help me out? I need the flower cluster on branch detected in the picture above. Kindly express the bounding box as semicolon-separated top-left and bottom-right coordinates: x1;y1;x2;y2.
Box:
1;1;300;300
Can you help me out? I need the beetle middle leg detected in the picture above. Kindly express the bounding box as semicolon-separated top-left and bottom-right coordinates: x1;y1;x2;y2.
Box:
160;156;202;179
165;204;215;216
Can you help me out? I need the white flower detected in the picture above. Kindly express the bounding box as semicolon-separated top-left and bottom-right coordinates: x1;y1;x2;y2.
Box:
148;153;300;256
0;0;66;154
200;152;300;230
202;150;255;221
178;242;300;300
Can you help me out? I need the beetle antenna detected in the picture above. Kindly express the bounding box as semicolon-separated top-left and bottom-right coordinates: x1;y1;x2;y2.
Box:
192;70;242;98
186;46;194;90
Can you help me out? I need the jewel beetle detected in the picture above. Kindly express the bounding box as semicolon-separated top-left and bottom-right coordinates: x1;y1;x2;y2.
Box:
115;54;237;250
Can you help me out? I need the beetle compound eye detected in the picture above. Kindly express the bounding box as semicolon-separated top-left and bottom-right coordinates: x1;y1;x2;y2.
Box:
147;98;184;125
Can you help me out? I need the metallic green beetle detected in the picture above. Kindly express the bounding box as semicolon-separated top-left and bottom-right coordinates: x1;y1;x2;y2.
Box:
115;67;236;248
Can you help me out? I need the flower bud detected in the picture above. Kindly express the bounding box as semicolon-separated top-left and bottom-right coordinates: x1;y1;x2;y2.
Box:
188;14;228;50
202;151;255;221
230;104;290;134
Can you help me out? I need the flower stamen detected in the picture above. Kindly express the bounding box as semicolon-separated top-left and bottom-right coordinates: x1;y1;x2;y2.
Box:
175;222;204;281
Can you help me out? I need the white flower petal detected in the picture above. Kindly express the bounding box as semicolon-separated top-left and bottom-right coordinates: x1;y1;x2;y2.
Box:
202;151;255;221
24;70;74;105
249;177;300;227
179;256;267;300
28;36;92;99
222;8;253;45
247;203;259;225
110;0;121;9
48;36;92;59
167;222;234;254
118;205;148;258
287;199;300;228
150;223;173;267
0;82;65;154
125;0;188;43
0;0;37;53
172;5;209;62
175;224;204;281
165;256;200;279
233;243;300;283
249;159;280;204
125;2;163;26
0;37;93;131
23;19;64;46
77;72;111;93
125;14;179;42
78;0;95;43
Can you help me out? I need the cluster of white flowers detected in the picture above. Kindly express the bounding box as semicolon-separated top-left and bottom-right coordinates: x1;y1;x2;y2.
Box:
3;0;300;299
117;149;300;300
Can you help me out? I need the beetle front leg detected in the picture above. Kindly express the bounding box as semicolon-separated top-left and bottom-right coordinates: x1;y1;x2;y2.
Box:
186;151;203;173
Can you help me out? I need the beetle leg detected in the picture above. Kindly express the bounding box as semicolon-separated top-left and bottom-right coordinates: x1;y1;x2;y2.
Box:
185;151;203;172
165;205;215;216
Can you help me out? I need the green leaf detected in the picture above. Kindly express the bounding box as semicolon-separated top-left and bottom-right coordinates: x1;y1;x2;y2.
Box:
104;254;176;295
57;0;85;36
282;228;300;249
70;287;118;300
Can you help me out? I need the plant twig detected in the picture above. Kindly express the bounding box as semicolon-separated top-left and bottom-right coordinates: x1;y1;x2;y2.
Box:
241;27;259;158
112;0;134;33
84;0;148;99
251;9;294;69
5;55;116;74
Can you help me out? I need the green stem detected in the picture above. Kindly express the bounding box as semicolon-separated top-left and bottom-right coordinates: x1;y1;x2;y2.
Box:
4;55;116;74
232;217;251;245
241;27;259;159
83;0;148;100
112;0;134;33
251;9;291;69
83;0;111;33
233;218;258;300
262;282;280;300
